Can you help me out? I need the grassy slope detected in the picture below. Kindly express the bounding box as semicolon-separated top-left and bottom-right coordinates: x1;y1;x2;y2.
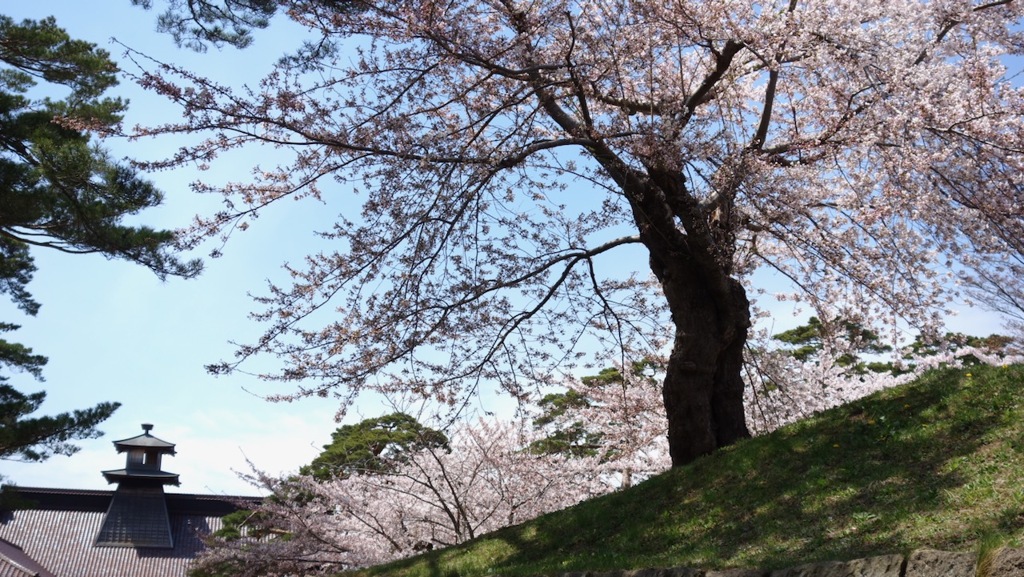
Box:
357;365;1024;577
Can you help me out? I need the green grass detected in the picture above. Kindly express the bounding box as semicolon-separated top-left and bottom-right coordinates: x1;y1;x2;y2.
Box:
354;365;1024;577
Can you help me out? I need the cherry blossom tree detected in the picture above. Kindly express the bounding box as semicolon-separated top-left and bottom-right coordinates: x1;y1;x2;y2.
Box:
531;362;669;487
131;0;1024;465
192;419;604;576
743;323;1021;433
962;243;1024;347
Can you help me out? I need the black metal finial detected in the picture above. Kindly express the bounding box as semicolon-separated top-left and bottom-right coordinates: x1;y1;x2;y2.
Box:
142;423;154;434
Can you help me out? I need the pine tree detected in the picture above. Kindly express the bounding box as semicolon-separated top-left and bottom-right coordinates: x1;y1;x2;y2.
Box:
0;15;199;468
301;413;449;481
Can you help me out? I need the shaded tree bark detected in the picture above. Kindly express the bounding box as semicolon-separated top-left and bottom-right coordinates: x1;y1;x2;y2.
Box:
625;165;752;465
659;272;751;464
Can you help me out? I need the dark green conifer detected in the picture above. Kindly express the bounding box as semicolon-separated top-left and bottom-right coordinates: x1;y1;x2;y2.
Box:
0;14;198;468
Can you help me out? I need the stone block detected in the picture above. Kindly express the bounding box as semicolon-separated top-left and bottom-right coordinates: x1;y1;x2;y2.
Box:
663;566;705;577
624;568;667;577
769;554;903;577
705;568;767;577
987;547;1024;577
904;549;974;577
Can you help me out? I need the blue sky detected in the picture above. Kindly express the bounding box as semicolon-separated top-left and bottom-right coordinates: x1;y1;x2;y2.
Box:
0;1;1008;496
0;1;353;495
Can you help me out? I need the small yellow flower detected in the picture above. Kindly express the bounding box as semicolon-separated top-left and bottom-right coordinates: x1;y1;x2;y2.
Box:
966;372;973;378
833;443;840;448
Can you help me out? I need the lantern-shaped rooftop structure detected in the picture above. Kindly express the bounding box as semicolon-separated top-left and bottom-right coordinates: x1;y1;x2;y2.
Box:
100;423;180;486
96;424;180;548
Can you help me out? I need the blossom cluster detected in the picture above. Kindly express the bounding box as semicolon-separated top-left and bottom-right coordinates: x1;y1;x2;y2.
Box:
193;419;608;575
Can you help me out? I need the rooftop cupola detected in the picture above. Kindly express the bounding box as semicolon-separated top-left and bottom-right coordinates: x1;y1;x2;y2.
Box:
101;423;179;486
95;424;179;548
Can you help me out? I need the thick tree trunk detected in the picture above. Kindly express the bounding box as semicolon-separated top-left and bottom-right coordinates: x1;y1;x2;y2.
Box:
568;144;752;466
527;43;754;465
658;261;751;466
615;163;753;467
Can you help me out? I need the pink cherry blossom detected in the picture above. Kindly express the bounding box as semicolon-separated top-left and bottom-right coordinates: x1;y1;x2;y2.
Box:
130;0;1024;466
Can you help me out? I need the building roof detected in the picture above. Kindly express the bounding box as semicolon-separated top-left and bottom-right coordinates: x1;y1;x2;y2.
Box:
101;469;181;486
0;538;57;577
0;486;258;577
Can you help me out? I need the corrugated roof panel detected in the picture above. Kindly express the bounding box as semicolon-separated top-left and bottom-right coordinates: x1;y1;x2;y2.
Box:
0;537;52;577
0;509;226;577
0;557;34;577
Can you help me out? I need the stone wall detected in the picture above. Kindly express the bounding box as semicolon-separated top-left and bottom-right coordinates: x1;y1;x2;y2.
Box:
560;548;1024;577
